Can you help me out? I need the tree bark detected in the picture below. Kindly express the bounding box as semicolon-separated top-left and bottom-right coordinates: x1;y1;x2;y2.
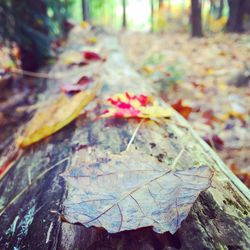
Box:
0;26;250;250
191;0;203;37
122;0;127;28
227;0;246;32
82;0;90;22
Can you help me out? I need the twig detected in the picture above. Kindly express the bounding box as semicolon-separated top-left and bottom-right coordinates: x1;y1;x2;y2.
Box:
10;68;61;79
0;157;69;217
10;68;85;80
126;119;144;151
10;59;105;80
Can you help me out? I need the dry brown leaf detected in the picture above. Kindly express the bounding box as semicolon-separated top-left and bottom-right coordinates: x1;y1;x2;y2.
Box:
62;147;213;234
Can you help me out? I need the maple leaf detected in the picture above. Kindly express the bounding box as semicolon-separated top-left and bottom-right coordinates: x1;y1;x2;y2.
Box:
16;88;97;148
101;92;171;119
62;147;213;234
171;99;193;119
61;76;94;94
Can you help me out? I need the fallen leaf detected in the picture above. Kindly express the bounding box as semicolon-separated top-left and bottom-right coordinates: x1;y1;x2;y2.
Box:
202;109;219;127
220;110;247;124
171;99;193;119
61;76;94;93
83;51;102;61
230;163;250;188
81;21;89;29
101;92;171;119
203;134;224;151
86;37;97;45
62;147;213;234
62;51;103;67
61;51;85;65
16;88;97;148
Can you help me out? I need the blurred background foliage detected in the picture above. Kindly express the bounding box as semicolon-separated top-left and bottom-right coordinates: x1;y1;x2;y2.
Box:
0;0;249;70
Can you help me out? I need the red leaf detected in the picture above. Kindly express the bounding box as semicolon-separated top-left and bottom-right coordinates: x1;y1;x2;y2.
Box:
102;92;171;119
106;94;141;117
77;76;94;85
202;109;219;127
191;82;206;93
212;135;224;150
83;51;102;61
203;134;224;151
61;76;94;93
171;99;193;119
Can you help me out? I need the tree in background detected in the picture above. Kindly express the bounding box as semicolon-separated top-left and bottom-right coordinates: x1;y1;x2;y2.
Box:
150;0;154;32
218;0;224;19
158;0;164;9
191;0;203;37
209;0;225;19
82;0;90;21
122;0;127;28
227;0;246;32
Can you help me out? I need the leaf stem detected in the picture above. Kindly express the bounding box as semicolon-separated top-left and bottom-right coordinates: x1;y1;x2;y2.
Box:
126;119;144;151
172;147;185;169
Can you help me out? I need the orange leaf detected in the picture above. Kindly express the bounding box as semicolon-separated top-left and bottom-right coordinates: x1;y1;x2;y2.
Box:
171;99;192;119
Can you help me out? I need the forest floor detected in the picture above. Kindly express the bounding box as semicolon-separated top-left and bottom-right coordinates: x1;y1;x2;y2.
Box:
120;31;250;187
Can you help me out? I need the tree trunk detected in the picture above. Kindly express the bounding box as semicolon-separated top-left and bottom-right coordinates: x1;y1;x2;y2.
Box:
209;0;216;16
82;0;90;22
227;0;246;32
122;0;127;28
159;0;164;9
167;0;172;21
191;0;203;37
217;0;224;19
0;27;250;249
151;0;154;32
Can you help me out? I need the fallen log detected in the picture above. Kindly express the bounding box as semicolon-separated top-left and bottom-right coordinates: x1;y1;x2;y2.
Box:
0;26;249;250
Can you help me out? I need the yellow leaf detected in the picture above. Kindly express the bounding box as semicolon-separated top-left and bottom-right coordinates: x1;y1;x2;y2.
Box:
16;89;96;148
87;37;97;44
81;21;89;29
218;82;228;92
205;68;215;75
220;110;246;122
140;105;172;118
142;66;154;74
